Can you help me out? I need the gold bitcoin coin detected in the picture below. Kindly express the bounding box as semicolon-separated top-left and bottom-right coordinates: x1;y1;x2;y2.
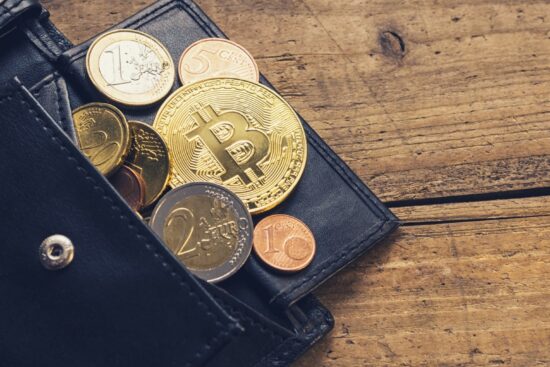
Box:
72;103;130;176
86;29;175;106
125;121;171;207
178;38;259;86
154;78;308;214
149;182;253;283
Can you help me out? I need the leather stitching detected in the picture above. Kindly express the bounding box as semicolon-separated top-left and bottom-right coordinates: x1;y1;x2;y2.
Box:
0;86;234;367
178;0;219;37
31;74;75;137
267;123;394;304
31;73;71;136
20;26;56;62
26;24;58;59
54;75;70;135
273;221;387;305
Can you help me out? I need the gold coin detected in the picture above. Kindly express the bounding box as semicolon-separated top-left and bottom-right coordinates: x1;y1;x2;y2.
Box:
253;214;316;272
125;121;171;207
86;29;175;106
72;103;130;176
149;182;253;283
154;78;308;214
178;38;259;86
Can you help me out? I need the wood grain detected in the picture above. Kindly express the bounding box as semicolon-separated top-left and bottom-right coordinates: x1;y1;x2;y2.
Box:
43;0;550;203
296;212;550;366
38;1;550;366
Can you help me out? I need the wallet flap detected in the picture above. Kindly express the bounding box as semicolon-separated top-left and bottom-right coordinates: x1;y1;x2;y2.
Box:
0;79;241;367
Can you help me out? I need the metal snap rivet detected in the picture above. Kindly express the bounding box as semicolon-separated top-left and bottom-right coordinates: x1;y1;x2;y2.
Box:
39;234;74;270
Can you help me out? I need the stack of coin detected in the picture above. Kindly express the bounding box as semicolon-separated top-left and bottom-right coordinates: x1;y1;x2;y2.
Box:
72;103;171;212
77;29;316;282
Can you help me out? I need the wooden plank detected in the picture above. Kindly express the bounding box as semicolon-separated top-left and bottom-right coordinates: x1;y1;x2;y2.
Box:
393;195;550;223
43;0;550;203
41;0;154;43
296;214;550;366
197;0;550;203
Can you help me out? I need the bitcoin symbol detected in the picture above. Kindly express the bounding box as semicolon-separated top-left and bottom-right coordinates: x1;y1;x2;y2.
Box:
186;105;269;185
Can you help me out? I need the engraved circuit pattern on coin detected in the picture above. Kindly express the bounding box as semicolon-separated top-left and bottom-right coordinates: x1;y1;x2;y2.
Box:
72;103;130;176
86;29;175;106
149;182;253;283
253;214;316;272
154;78;308;214
109;165;146;211
178;38;259;86
125;121;171;207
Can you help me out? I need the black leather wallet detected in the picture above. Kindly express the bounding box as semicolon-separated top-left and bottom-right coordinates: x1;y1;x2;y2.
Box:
0;0;399;365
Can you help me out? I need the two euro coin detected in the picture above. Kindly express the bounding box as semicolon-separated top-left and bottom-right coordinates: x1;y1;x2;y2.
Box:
149;182;253;283
72;103;171;210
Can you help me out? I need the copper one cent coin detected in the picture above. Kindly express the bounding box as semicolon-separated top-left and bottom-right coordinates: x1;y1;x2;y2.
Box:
109;165;146;211
253;214;315;272
178;38;259;86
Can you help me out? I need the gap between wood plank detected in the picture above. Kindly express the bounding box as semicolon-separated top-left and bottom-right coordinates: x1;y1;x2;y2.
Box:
390;195;550;226
386;187;550;208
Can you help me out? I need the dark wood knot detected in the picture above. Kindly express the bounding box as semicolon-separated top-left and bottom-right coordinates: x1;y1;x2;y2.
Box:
380;30;406;60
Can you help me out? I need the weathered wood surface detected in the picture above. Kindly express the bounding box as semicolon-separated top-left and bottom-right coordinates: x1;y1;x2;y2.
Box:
41;0;550;366
393;195;550;224
44;0;550;203
296;208;550;367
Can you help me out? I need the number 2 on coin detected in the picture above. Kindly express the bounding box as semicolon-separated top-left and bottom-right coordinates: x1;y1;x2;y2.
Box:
165;208;197;259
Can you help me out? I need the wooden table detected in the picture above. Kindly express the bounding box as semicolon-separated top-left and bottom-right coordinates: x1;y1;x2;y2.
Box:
43;0;550;365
